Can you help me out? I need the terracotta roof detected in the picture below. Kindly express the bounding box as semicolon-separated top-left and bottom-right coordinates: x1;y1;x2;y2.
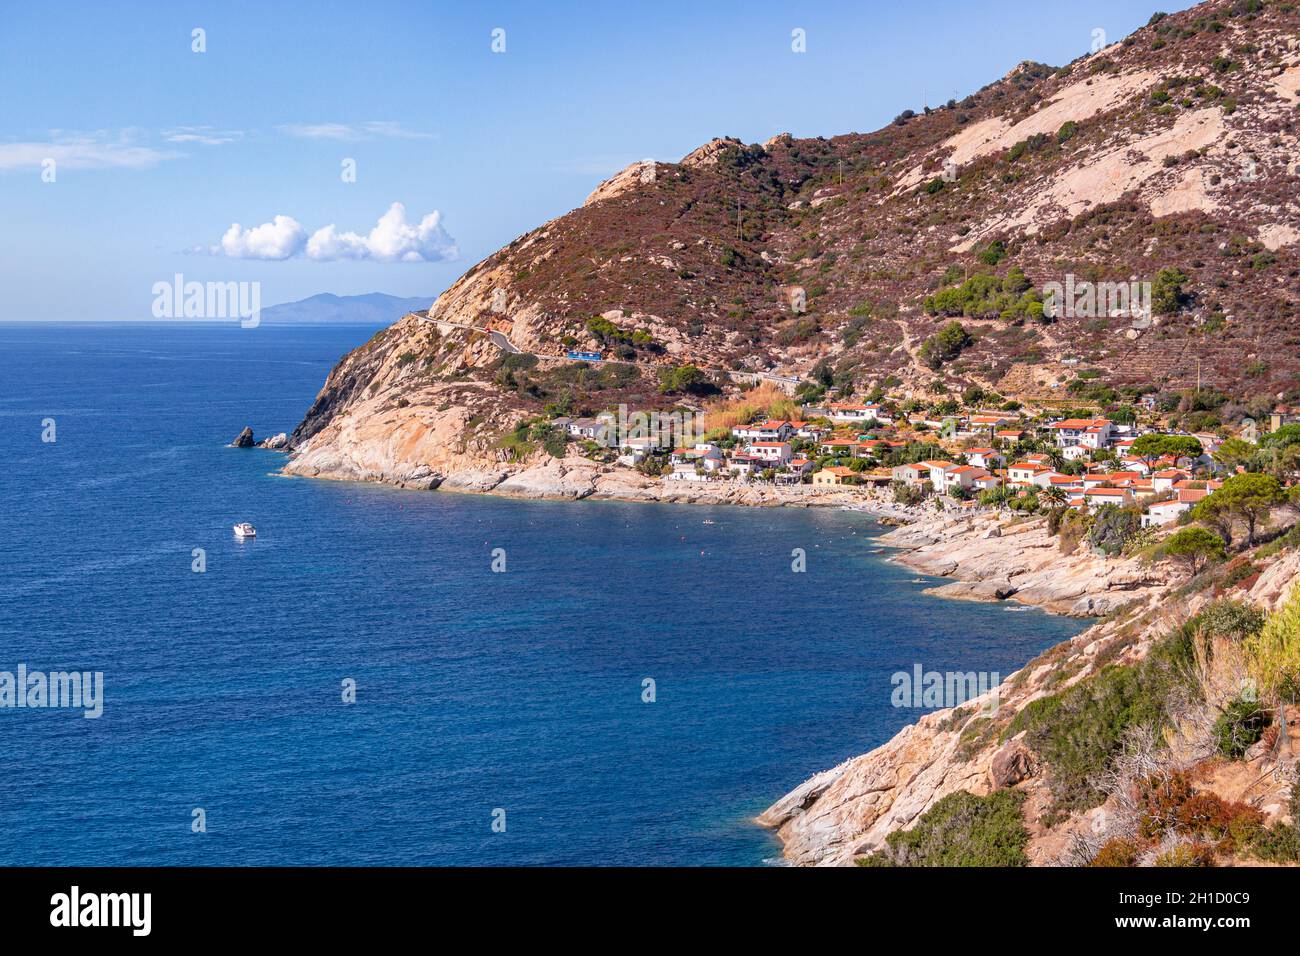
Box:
1051;418;1111;429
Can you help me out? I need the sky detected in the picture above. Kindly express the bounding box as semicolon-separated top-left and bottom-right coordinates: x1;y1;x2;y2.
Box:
0;0;1192;321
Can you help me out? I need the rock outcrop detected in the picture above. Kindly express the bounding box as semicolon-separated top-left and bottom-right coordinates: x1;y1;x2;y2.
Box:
880;511;1174;616
231;426;255;448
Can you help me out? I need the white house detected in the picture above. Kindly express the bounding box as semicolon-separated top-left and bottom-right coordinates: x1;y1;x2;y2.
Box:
748;440;793;465
1140;485;1212;527
733;420;794;442
621;435;662;458
892;462;932;487
942;465;991;492
828;403;887;424
964;448;1005;470
1151;469;1191;493
1049;418;1114;449
911;460;955;488
567;417;609;442
1008;462;1053;488
668;445;725;481
1083;486;1134;507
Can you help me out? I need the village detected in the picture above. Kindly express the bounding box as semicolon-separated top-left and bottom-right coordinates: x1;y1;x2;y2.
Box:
550;397;1300;530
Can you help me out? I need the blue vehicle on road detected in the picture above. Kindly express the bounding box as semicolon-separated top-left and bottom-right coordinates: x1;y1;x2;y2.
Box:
566;350;603;362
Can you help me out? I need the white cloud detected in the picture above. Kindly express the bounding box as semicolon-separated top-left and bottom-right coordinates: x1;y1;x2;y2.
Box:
220;215;307;260
0;131;181;171
163;126;244;146
278;121;433;141
211;204;456;263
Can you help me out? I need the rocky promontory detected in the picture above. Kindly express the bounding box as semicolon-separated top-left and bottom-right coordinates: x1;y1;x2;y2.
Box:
880;511;1175;617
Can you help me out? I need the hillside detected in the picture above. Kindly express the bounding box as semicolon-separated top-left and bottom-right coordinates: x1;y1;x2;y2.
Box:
261;293;435;325
759;510;1300;866
285;0;1300;489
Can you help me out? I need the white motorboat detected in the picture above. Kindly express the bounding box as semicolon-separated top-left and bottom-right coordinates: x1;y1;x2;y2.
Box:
233;522;257;538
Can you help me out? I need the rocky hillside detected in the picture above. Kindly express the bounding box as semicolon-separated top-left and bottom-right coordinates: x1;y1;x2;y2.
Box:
286;0;1300;488
759;513;1300;866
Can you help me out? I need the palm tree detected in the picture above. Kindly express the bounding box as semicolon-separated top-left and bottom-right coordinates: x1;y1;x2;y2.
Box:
1040;485;1068;509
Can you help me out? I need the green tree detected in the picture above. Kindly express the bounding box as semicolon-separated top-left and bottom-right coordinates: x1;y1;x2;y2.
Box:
658;365;709;395
1152;268;1189;315
1213;437;1257;473
919;321;972;370
1130;433;1203;469
1164;526;1227;577
1192;472;1285;547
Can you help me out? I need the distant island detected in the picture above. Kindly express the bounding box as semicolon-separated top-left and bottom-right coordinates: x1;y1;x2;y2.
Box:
261;292;433;325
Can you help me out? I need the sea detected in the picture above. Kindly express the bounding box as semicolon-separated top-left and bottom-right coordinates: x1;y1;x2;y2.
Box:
0;322;1085;865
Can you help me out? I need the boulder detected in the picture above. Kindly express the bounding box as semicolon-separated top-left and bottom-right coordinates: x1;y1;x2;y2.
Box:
258;432;288;450
990;740;1036;789
231;426;255;448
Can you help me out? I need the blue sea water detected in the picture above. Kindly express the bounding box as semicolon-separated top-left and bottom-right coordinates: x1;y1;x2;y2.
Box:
0;323;1085;866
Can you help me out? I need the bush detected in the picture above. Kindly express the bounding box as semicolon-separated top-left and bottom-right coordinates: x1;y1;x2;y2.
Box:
1211;697;1263;759
919;321;972;369
1090;837;1140;867
1163;526;1226;577
1245;583;1300;706
657;364;713;396
880;790;1029;866
1197;600;1264;642
1153;843;1216;867
1250;785;1300;862
1008;627;1197;818
1152;268;1190;314
1087;504;1142;556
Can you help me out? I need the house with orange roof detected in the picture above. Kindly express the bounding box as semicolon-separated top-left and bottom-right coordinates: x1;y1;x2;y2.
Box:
1140;484;1216;527
1049;417;1114;450
891;462;934;488
1049;474;1084;493
668;445;725;481
1151;468;1191;493
747;440;793;465
813;465;857;486
1083;486;1134;506
819;437;860;456
1008;462;1054;488
964;447;1005;470
732;419;793;442
941;464;992;492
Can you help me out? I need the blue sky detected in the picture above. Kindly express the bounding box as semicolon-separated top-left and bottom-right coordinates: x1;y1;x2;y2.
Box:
0;0;1188;321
